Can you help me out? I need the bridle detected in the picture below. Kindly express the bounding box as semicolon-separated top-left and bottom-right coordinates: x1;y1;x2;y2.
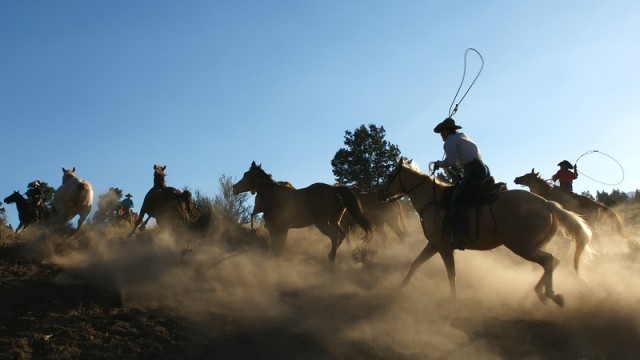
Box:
382;164;424;201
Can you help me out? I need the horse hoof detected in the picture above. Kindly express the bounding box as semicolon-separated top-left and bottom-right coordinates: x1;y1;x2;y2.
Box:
551;294;565;307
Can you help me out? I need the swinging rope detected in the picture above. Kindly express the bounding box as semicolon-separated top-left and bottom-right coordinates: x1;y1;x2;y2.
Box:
448;48;485;118
574;150;625;186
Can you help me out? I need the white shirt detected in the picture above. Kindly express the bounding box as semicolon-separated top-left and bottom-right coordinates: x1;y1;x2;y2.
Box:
438;132;481;168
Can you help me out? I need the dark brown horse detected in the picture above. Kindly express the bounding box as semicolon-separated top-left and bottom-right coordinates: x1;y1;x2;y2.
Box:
232;161;373;262
514;169;625;238
130;165;198;236
378;158;592;306
341;186;407;244
250;180;296;229
4;191;39;233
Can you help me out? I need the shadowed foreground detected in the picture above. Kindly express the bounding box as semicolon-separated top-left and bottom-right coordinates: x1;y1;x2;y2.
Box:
1;212;639;359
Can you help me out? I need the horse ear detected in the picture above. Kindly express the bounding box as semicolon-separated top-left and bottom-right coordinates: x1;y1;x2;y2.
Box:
72;167;76;172
62;167;66;172
531;168;535;174
251;161;256;167
162;166;166;170
398;157;404;165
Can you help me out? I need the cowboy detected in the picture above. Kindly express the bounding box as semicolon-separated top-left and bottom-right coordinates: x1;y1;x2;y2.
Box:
120;193;134;211
552;160;578;192
26;181;44;207
433;117;490;249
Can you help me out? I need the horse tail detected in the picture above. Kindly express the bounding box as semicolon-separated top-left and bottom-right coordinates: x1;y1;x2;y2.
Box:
335;186;373;243
180;190;200;223
598;203;626;238
548;201;593;272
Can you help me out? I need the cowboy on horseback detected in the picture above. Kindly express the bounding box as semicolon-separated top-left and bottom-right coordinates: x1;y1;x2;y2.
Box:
26;180;45;221
552;160;578;192
432;117;490;249
119;193;134;223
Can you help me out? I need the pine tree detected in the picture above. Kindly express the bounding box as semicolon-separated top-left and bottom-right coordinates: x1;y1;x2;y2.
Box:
331;124;401;191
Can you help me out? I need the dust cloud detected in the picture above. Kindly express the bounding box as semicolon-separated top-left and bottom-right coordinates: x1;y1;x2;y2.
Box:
36;217;640;359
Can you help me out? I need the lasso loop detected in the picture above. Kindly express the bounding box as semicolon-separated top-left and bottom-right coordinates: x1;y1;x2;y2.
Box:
574;150;625;186
449;48;484;118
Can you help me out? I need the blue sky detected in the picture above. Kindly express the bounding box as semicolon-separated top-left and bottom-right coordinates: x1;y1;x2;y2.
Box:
1;1;639;228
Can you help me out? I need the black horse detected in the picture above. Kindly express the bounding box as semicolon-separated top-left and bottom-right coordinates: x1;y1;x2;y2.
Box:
4;191;39;233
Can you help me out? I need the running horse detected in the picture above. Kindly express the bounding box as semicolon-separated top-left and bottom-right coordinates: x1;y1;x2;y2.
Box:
53;167;94;233
4;191;39;233
130;165;198;236
514;169;625;238
341;186;407;244
232;161;373;262
378;158;592;306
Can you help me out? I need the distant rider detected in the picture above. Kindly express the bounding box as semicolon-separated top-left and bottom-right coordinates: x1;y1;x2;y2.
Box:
120;193;134;221
26;180;45;220
552;160;578;192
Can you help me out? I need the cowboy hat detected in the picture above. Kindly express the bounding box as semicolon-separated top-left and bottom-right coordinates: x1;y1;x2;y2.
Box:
557;160;574;169
125;193;133;198
433;117;462;133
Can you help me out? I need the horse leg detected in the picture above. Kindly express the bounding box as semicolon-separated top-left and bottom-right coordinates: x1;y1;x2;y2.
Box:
511;247;563;307
316;223;343;262
269;228;288;256
386;219;406;243
402;242;438;287
76;207;91;232
438;248;458;299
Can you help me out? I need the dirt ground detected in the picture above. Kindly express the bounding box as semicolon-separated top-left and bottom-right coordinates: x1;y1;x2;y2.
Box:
1;209;640;359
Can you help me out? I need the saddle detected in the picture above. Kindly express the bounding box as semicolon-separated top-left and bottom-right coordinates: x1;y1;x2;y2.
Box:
439;176;507;247
439;176;507;210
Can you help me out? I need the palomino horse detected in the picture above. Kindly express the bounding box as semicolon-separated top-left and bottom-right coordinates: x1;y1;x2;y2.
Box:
514;169;625;238
53;167;94;232
130;165;198;235
341;186;407;244
4;191;39;233
377;158;592;306
232;161;373;262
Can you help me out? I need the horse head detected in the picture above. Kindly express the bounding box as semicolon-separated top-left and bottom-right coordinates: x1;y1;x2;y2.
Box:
153;165;167;188
514;168;541;187
4;191;22;204
378;158;408;202
62;167;76;184
233;161;267;195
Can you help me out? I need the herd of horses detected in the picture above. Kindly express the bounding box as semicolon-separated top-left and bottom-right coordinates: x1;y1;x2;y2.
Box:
3;159;629;306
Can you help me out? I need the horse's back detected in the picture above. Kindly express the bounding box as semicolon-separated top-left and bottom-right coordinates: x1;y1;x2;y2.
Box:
54;177;93;214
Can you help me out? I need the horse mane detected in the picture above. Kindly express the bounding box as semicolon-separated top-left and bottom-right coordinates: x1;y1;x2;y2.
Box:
526;170;553;190
400;160;452;188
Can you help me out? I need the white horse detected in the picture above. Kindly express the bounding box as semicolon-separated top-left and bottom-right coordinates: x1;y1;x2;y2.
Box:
53;167;94;232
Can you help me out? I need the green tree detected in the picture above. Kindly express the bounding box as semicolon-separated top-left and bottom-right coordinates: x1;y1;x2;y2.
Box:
26;180;56;209
581;190;595;200
331;124;401;191
213;174;251;225
596;189;629;207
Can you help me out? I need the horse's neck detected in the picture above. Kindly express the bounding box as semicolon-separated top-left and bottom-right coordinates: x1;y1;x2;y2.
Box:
527;179;552;196
153;175;166;189
403;174;441;214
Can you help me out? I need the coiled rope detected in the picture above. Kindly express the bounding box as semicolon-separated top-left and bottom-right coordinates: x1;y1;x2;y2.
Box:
448;48;484;118
574;150;625;186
